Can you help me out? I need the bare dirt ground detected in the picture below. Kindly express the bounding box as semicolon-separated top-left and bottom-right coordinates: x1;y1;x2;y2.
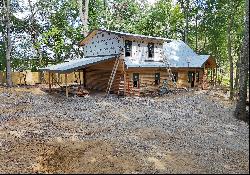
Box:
0;86;249;174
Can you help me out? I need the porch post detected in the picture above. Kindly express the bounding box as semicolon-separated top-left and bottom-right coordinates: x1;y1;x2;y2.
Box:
51;73;54;87
215;67;218;85
202;64;206;89
83;69;86;88
213;68;215;86
123;57;126;96
79;70;82;86
65;73;68;98
138;78;140;96
194;68;197;87
49;72;52;92
210;68;212;82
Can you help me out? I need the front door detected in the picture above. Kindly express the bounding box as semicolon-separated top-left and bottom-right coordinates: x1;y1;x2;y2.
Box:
133;73;139;88
188;72;195;88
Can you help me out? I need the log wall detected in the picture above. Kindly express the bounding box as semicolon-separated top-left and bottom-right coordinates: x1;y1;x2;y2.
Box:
124;68;204;95
0;65;205;96
85;58;124;93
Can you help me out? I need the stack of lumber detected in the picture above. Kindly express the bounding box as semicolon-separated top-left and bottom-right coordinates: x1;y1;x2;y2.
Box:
76;87;90;97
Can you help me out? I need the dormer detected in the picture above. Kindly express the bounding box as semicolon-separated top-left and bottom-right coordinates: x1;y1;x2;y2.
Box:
79;29;171;62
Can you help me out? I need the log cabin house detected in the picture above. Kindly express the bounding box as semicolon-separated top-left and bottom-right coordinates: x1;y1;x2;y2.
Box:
40;29;217;97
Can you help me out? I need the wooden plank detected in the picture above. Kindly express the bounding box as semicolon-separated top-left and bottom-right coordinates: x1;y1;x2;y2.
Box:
83;69;86;88
49;72;51;92
65;74;68;98
123;60;126;96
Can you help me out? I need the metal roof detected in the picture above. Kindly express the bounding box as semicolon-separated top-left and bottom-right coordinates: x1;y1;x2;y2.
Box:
79;29;172;45
101;29;172;42
163;40;211;68
39;54;119;73
125;40;211;68
40;40;213;73
124;56;209;68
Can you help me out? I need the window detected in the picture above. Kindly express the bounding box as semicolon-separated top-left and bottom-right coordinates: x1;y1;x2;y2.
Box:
188;72;192;83
133;73;139;88
196;72;200;82
172;72;178;82
125;40;132;57
188;72;195;83
148;43;154;58
155;73;160;85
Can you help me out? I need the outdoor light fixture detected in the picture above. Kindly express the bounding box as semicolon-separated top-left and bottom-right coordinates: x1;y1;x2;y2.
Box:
186;57;191;67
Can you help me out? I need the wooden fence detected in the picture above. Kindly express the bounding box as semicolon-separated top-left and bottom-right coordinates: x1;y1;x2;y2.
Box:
0;71;84;86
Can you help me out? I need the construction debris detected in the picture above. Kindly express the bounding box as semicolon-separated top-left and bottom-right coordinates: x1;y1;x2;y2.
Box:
76;86;90;97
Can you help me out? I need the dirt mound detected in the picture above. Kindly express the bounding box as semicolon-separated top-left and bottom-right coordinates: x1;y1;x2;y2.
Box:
34;140;144;174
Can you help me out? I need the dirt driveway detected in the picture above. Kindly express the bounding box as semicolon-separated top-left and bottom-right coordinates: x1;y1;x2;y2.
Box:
0;87;249;174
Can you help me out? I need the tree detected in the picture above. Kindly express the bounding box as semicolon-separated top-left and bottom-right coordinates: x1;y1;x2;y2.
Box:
227;0;241;100
178;0;189;44
27;0;42;65
227;7;233;99
0;0;246;91
135;0;184;38
234;0;249;121
78;0;89;37
2;0;12;87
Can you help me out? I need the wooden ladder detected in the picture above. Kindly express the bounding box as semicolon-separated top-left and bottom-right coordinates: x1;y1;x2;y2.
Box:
162;53;177;89
106;58;120;97
118;77;125;96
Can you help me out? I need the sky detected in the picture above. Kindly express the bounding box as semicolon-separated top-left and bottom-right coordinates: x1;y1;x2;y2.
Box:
148;0;157;4
16;0;159;19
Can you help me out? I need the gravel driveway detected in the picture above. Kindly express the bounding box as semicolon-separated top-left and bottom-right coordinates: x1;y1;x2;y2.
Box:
0;87;249;174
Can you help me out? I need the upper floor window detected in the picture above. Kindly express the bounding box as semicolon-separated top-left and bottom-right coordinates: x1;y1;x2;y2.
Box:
125;40;132;57
148;43;154;58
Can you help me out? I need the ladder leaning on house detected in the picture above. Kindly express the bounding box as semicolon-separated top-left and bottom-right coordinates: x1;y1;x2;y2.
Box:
162;51;177;89
106;57;120;97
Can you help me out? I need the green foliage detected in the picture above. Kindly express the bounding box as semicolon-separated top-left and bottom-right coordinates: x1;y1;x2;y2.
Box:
0;0;246;88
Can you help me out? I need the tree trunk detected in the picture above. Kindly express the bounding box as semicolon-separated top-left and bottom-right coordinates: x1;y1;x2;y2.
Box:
28;0;42;65
3;0;12;87
78;0;89;37
234;56;240;91
103;0;110;30
179;0;188;44
195;15;198;52
179;0;189;44
235;0;249;121
227;13;234;100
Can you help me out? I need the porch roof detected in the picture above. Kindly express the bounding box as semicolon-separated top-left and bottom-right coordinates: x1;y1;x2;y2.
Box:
39;54;119;73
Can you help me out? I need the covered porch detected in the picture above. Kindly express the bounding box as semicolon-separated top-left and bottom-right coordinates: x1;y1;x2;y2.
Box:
39;54;123;97
201;56;218;89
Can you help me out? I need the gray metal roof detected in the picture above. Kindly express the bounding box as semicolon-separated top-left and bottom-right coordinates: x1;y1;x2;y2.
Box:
40;40;213;73
163;40;211;68
39;54;119;73
79;29;172;45
100;29;172;42
125;40;211;68
124;56;209;68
